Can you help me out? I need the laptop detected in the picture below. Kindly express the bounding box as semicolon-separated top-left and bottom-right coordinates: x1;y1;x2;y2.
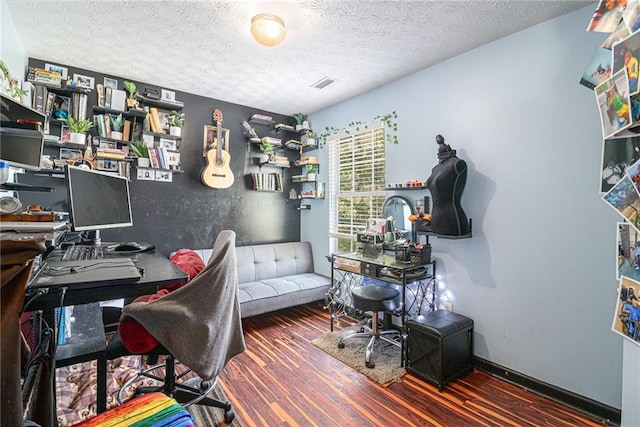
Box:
0;221;69;232
30;258;142;289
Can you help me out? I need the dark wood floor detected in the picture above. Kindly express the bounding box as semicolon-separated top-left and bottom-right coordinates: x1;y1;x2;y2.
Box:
217;303;614;427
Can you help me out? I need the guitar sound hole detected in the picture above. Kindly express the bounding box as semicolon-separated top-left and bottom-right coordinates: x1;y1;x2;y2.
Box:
215;159;224;166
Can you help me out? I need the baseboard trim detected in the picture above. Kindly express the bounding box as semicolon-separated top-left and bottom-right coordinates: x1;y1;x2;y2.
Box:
473;357;621;424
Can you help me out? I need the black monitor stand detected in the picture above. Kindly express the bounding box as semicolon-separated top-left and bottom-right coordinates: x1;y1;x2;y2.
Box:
81;230;101;245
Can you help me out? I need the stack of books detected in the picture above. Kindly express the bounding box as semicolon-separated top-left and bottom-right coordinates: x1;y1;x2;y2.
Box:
250;172;283;191
272;156;290;167
26;67;62;87
96;147;127;159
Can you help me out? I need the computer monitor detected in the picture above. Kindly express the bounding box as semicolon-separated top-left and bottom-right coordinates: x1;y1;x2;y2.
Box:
65;165;133;237
16;172;69;214
0;127;44;171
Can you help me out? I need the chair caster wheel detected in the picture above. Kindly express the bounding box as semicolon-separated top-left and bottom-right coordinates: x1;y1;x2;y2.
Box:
366;360;375;369
200;381;210;391
224;408;235;424
337;341;345;349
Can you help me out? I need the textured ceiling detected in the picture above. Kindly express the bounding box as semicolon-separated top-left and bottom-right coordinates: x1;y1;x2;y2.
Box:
5;0;593;115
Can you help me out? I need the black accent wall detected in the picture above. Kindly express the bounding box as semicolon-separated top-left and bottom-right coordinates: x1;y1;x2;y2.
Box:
29;58;301;256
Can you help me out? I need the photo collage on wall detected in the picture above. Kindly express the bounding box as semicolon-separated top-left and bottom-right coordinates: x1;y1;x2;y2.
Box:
587;0;640;346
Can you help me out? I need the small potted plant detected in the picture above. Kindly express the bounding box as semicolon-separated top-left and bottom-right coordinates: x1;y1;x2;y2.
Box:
259;140;275;163
305;163;319;181
168;110;185;137
293;113;306;131
123;80;138;109
303;130;317;147
65;116;93;145
130;141;150;167
110;114;124;140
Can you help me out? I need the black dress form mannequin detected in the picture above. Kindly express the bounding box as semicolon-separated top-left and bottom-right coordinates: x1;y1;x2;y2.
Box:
426;135;470;236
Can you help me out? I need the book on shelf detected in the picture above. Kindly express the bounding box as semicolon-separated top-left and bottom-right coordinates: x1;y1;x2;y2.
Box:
103;114;111;138
34;84;47;113
27;67;62;87
274;123;295;131
94;114;106;137
45;92;56;115
123;120;131;141
104;87;112;109
261;136;281;146
251;113;273;122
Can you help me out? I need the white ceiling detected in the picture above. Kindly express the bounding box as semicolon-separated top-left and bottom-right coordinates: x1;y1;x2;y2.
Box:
5;0;593;115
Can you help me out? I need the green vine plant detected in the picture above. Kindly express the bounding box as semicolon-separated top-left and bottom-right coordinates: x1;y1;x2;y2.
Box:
319;111;398;148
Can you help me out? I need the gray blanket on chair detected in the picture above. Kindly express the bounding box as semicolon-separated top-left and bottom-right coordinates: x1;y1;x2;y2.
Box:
123;230;246;381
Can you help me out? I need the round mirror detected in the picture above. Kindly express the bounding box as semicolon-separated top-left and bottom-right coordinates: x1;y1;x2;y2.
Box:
381;196;414;240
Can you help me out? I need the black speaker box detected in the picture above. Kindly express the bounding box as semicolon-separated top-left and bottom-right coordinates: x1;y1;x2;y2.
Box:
405;310;473;391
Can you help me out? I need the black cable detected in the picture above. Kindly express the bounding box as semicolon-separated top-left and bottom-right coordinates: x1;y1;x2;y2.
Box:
21;288;48;313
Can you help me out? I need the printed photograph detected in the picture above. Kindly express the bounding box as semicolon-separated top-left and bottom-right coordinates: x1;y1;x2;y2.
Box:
617;222;640;280
96;159;118;172
612;276;640;346
623;0;640;33
73;73;95;89
580;46;612;89
600;136;640;194
103;77;118;90
155;171;172;182
59;147;82;160
588;0;626;33
60;125;70;143
44;63;67;79
603;174;640;233
627;157;640;193
603;21;630;49
595;68;633;139
159;138;176;151
612;31;640;94
137;169;155;181
161;89;175;102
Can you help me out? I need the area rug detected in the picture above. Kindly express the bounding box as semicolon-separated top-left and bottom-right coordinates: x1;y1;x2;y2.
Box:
187;382;244;426
311;326;406;386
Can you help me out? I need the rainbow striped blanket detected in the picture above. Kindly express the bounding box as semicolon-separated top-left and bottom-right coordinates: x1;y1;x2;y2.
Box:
74;392;194;427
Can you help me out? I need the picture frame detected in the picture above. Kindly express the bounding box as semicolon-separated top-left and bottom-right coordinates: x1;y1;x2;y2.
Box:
44;63;68;80
203;125;230;157
165;150;180;167
59;147;82;160
158;111;170;130
159;138;176;151
96;159;118;172
73;73;95;89
103;77;118;90
137;168;155;181
155;171;173;182
60;125;71;143
161;89;176;102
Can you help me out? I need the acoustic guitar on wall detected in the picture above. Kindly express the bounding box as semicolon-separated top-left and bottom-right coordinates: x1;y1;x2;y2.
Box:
201;109;234;189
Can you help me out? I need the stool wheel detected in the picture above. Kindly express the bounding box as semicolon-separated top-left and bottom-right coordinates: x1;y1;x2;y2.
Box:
366;360;375;369
337;342;345;349
224;408;235;424
200;381;210;391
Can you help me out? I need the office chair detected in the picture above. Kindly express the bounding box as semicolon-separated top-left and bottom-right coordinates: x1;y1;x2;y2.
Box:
104;230;246;423
338;283;401;368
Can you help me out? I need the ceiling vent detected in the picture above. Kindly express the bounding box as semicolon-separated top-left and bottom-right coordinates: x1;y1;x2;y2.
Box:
311;77;337;89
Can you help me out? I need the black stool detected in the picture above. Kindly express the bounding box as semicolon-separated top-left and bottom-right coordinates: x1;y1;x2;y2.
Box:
338;285;401;368
405;310;473;391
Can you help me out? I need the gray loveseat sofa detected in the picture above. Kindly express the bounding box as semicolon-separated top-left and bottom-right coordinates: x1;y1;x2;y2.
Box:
190;241;331;318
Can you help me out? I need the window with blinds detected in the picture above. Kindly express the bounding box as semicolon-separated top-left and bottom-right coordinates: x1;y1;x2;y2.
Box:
328;121;386;253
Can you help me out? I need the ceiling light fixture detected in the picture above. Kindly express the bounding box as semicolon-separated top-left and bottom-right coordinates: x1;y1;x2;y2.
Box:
251;13;286;47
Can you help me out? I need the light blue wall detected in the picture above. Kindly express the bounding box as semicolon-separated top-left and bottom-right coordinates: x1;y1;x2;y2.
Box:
1;1;27;80
305;6;627;409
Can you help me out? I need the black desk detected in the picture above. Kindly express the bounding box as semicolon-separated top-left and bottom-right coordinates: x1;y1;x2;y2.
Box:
25;250;189;310
21;247;188;416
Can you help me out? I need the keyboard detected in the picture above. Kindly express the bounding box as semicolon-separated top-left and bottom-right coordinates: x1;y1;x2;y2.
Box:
62;245;104;261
